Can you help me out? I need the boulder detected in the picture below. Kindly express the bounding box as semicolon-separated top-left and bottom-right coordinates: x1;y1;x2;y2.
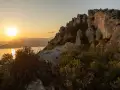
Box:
39;42;78;65
75;29;82;46
95;29;102;41
110;25;120;41
26;80;45;90
86;28;95;43
39;46;62;65
62;42;78;52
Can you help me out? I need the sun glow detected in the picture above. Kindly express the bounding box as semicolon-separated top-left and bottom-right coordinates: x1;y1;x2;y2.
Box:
5;27;18;37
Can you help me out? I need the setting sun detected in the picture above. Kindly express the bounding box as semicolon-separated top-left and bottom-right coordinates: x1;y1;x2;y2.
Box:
5;27;18;37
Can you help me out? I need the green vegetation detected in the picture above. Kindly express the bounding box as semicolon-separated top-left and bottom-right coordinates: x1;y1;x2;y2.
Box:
0;47;52;90
0;46;120;90
58;45;120;90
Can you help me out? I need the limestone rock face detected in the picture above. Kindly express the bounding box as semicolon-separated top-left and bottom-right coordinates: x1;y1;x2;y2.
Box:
94;12;112;39
43;9;120;63
88;9;120;50
88;9;120;39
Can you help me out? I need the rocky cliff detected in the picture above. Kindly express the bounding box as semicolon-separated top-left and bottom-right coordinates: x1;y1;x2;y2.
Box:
30;9;120;90
44;14;88;50
44;9;120;51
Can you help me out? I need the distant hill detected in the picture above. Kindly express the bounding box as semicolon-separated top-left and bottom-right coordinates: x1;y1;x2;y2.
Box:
0;38;50;49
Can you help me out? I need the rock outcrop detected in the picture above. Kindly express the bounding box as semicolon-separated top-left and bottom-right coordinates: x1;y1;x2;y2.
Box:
44;14;88;50
44;9;120;51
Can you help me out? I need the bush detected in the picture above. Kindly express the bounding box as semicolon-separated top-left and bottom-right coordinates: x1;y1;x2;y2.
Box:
58;46;120;90
0;53;13;89
0;47;53;90
1;43;120;90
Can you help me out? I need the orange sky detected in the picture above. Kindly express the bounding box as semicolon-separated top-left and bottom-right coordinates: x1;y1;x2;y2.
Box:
0;17;59;41
0;0;119;41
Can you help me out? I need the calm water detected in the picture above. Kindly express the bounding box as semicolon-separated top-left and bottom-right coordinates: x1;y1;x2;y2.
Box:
0;47;44;59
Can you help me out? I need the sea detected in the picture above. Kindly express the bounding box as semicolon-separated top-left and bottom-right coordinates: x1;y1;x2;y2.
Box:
0;46;44;59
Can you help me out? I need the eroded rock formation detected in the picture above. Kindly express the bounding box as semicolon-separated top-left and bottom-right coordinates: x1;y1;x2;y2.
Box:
45;9;120;51
44;14;88;50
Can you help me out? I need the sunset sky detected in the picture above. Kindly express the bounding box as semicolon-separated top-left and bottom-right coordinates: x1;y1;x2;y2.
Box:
0;0;120;41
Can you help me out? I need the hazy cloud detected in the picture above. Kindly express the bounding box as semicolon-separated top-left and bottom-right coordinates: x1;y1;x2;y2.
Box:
48;31;56;34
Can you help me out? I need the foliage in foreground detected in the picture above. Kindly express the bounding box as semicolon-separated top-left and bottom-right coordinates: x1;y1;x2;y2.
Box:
58;46;120;90
0;47;53;90
0;46;120;90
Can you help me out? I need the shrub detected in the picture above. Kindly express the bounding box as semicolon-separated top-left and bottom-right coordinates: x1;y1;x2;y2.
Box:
1;47;53;90
58;45;120;90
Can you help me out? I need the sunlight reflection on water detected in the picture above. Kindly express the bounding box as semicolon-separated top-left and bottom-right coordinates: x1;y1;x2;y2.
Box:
11;49;16;59
0;47;44;59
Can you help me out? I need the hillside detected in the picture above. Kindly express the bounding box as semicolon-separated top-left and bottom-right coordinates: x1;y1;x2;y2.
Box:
38;9;120;89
